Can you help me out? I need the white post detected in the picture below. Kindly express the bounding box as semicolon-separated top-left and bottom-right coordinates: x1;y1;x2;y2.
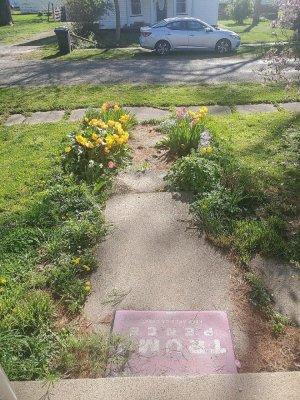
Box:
0;366;18;400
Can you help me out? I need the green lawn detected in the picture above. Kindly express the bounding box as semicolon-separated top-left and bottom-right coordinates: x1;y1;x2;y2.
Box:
219;18;293;44
1;83;299;117
0;121;74;212
32;40;266;61
0;13;61;45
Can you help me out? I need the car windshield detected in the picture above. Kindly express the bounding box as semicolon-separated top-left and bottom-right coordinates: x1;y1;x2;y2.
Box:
152;20;167;28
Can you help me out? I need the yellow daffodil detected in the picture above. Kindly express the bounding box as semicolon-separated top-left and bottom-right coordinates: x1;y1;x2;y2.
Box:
65;146;72;153
98;120;107;129
104;146;110;154
114;104;120;112
207;146;213;154
119;114;129;124
0;277;7;285
83;265;91;271
108;120;115;128
200;148;207;155
201;204;208;209
84;117;89;123
91;133;98;141
86;142;94;149
199;106;208;114
96;137;103;144
72;257;81;265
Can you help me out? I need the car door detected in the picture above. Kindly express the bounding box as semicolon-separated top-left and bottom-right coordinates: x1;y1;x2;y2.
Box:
165;20;189;49
186;20;210;49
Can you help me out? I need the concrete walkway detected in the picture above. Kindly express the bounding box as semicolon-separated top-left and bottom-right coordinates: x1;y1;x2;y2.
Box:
3;102;300;126
12;372;300;400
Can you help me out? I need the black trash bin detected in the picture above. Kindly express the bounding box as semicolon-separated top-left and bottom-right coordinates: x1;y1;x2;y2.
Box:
54;27;71;54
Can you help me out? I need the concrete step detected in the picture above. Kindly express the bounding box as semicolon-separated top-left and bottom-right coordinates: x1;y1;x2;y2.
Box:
13;372;300;400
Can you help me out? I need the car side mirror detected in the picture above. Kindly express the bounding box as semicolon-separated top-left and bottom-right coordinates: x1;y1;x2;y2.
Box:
205;27;213;33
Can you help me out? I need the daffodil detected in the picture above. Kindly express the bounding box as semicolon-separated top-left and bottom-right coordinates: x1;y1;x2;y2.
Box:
91;133;98;141
119;114;129;124
108;120;115;128
0;277;6;285
200;148;207;155
65;146;72;153
83;265;91;271
72;257;81;265
114;104;120;112
207;146;213;154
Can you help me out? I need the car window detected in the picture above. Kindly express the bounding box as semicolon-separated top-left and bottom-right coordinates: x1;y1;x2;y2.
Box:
186;21;205;31
166;21;186;31
152;19;167;28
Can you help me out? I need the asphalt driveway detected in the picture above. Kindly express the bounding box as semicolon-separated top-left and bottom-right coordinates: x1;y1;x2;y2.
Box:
0;56;284;87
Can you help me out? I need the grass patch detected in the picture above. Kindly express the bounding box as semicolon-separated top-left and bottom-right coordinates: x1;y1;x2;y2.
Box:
219;18;293;44
31;41;263;61
0;107;133;380
0;13;61;45
165;111;300;265
1;82;299;116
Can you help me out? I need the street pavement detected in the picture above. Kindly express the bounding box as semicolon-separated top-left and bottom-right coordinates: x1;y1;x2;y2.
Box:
0;56;287;87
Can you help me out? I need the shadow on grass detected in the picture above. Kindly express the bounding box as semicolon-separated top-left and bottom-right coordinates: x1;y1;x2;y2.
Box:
18;35;56;47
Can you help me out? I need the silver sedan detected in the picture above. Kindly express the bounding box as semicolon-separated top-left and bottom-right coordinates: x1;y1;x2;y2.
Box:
140;17;240;55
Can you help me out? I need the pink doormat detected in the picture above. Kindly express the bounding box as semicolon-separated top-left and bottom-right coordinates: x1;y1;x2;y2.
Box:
111;310;237;376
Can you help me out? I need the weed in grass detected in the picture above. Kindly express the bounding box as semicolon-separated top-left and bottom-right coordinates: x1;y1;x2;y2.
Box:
245;272;292;334
56;334;133;378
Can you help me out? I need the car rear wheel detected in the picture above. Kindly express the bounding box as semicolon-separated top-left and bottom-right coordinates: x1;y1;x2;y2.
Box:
155;40;170;56
215;39;231;54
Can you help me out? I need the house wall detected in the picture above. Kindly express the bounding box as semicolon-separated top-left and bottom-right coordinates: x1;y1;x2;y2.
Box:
99;0;219;29
19;0;61;14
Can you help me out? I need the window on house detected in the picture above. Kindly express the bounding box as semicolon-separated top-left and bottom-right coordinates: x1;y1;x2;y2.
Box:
176;0;186;14
131;0;142;15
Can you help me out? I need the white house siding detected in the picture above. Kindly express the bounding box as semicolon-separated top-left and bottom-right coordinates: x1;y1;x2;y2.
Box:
192;0;220;26
100;0;219;29
19;0;61;14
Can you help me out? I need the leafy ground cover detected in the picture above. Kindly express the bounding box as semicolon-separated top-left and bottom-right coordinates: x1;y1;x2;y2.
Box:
162;110;300;331
0;105;135;380
0;13;61;45
1;82;299;117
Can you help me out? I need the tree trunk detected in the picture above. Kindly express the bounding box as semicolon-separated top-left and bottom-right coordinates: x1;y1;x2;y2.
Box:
0;0;13;26
252;0;262;24
114;0;121;46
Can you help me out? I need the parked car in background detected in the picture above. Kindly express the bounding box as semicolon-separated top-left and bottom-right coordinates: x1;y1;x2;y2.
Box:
140;17;241;55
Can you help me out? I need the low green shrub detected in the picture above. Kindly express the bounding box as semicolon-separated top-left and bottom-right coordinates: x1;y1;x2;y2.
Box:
192;186;244;235
166;155;221;194
233;217;286;265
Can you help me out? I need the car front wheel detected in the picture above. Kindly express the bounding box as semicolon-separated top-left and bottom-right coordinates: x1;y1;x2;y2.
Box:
215;39;232;54
155;40;171;56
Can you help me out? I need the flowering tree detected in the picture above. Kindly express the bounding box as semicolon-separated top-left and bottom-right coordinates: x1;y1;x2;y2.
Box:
262;0;300;88
277;0;300;39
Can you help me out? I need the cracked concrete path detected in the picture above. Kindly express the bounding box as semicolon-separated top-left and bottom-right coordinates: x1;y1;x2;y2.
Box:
84;125;242;354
